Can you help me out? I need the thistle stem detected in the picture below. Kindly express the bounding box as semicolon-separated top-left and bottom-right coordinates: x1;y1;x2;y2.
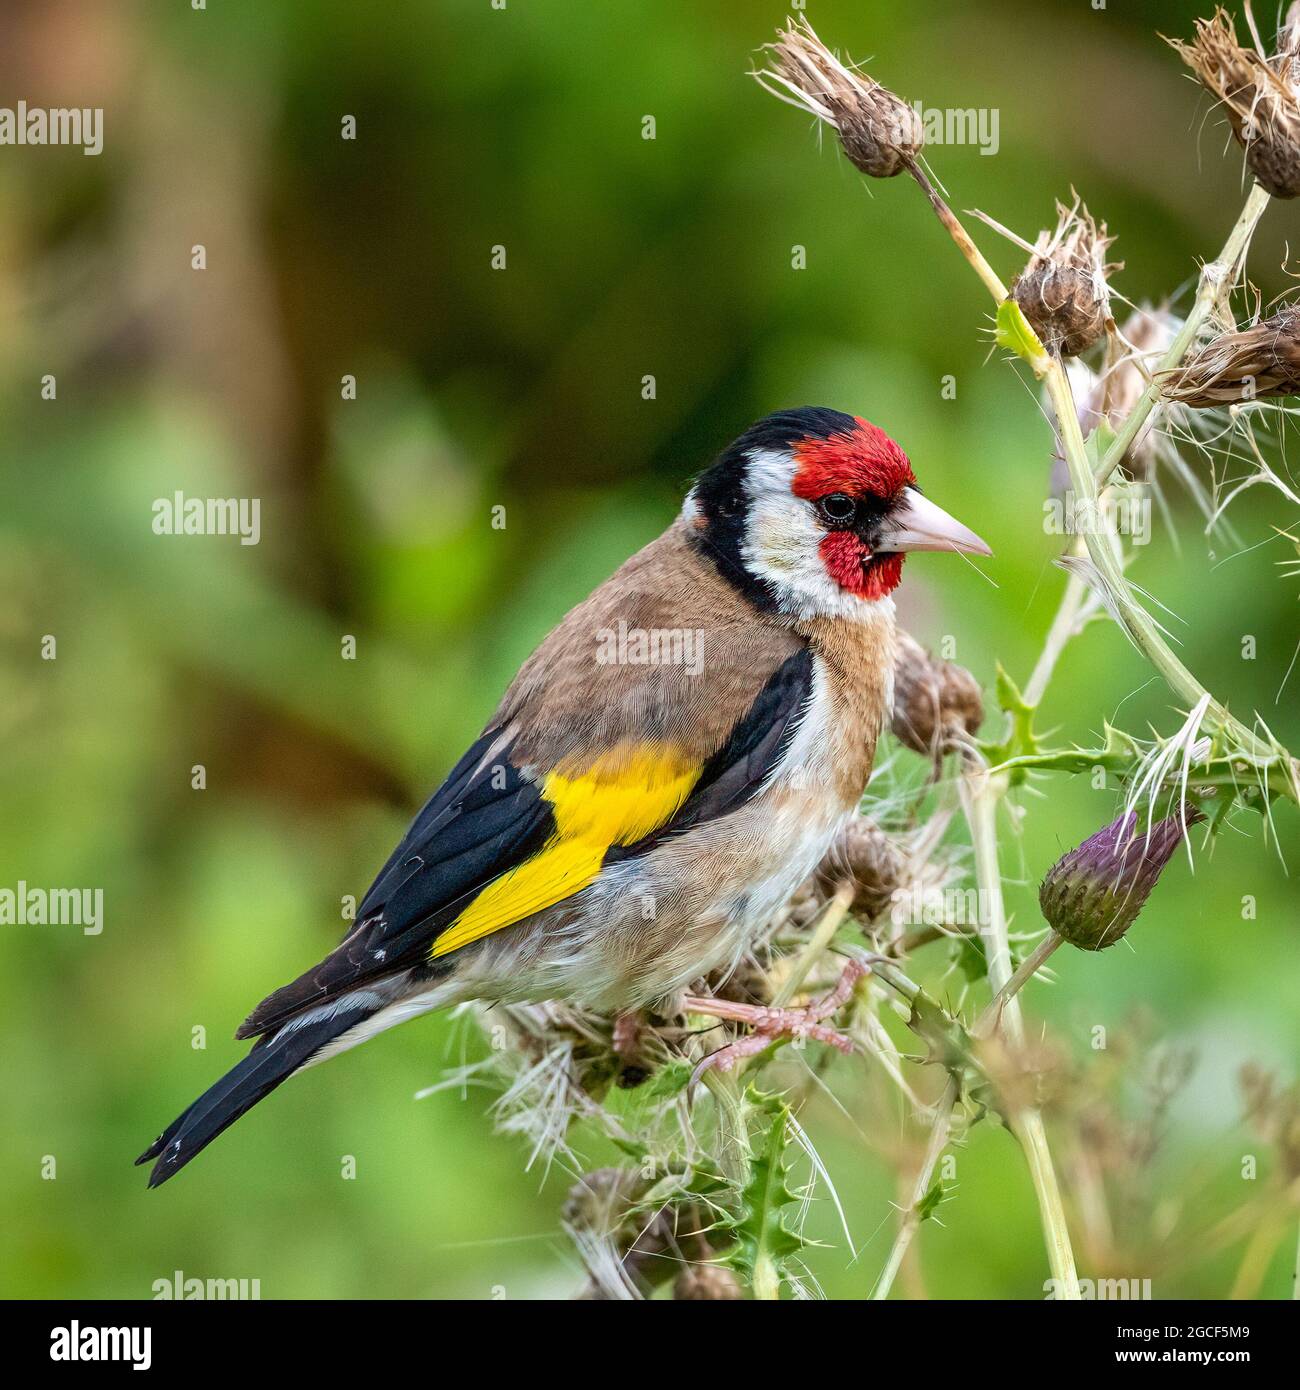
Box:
1022;563;1089;708
962;769;1082;1299
871;1076;957;1300
873;789;1090;1295
973;932;1064;1040
1042;356;1278;766
906;160;1008;305
772;881;855;1007
871;895;1069;1300
1094;182;1272;489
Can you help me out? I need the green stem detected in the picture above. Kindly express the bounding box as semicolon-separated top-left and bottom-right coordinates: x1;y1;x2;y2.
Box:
1094;183;1272;490
771;882;854;1007
1022;566;1089;708
870;911;1068;1299
973;932;1064;1041
871;1076;957;1301
962;769;1082;1299
1043;359;1277;766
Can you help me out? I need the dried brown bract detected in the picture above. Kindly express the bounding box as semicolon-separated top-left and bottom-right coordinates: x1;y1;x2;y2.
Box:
1009;199;1119;358
1159;302;1300;405
1167;5;1300;198
814;814;908;919
891;630;984;756
753;16;922;178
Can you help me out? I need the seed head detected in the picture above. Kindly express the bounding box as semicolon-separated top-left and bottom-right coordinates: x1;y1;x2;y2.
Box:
562;1167;646;1240
1039;810;1201;951
754;17;923;178
890;630;985;756
1167;5;1300;199
1159;302;1300;405
815;815;908;919
1010;199;1118;358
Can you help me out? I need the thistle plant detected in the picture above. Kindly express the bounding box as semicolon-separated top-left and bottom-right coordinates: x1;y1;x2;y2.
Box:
1038;810;1201;953
1160;303;1300;404
434;9;1300;1298
1166;3;1300;199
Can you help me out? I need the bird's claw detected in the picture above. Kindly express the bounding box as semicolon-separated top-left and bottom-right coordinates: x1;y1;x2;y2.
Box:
684;960;869;1095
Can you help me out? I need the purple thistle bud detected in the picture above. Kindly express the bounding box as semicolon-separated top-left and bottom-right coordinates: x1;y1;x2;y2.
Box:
1039;810;1202;951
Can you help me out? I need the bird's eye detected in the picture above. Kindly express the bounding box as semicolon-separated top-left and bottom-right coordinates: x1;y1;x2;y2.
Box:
817;493;857;525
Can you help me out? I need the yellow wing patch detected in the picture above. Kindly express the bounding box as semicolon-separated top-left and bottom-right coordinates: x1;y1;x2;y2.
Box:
429;743;700;959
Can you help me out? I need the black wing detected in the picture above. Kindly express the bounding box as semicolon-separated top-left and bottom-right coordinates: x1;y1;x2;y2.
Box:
237;647;814;1039
237;729;554;1037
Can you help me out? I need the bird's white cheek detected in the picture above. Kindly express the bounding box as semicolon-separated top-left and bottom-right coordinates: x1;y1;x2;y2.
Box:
744;498;819;575
742;498;869;620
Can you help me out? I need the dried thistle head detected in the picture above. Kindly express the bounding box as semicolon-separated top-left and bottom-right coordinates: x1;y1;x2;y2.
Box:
813;814;908;919
754;16;923;178
890;630;984;757
1009;199;1118;358
1167;5;1300;198
1159;302;1300;405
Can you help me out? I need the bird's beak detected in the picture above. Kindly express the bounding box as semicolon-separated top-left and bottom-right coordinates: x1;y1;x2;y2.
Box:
877;487;992;556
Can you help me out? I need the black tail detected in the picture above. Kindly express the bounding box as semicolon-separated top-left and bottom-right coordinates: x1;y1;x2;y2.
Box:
136;1004;370;1188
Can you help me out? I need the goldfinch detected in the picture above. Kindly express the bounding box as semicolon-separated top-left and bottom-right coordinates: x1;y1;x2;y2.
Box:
139;406;989;1186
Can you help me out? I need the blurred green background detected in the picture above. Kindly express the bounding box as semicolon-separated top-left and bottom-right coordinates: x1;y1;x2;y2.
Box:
1;0;1297;1299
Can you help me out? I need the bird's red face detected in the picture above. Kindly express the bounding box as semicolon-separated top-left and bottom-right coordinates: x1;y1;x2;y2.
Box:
789;418;918;601
686;407;990;621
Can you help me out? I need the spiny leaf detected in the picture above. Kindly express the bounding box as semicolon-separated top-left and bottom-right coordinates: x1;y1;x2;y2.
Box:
907;990;970;1077
719;1091;806;1296
987;722;1297;811
981;662;1043;774
641;1058;693;1100
995;298;1050;374
916;1179;946;1223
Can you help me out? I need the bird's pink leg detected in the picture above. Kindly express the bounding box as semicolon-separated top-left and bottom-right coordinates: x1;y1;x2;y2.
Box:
684;960;870;1088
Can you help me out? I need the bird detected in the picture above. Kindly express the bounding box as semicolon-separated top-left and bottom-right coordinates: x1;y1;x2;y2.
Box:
138;406;989;1187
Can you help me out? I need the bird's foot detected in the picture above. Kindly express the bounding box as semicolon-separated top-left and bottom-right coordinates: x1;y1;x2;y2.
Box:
684;959;869;1090
611;1009;663;1088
